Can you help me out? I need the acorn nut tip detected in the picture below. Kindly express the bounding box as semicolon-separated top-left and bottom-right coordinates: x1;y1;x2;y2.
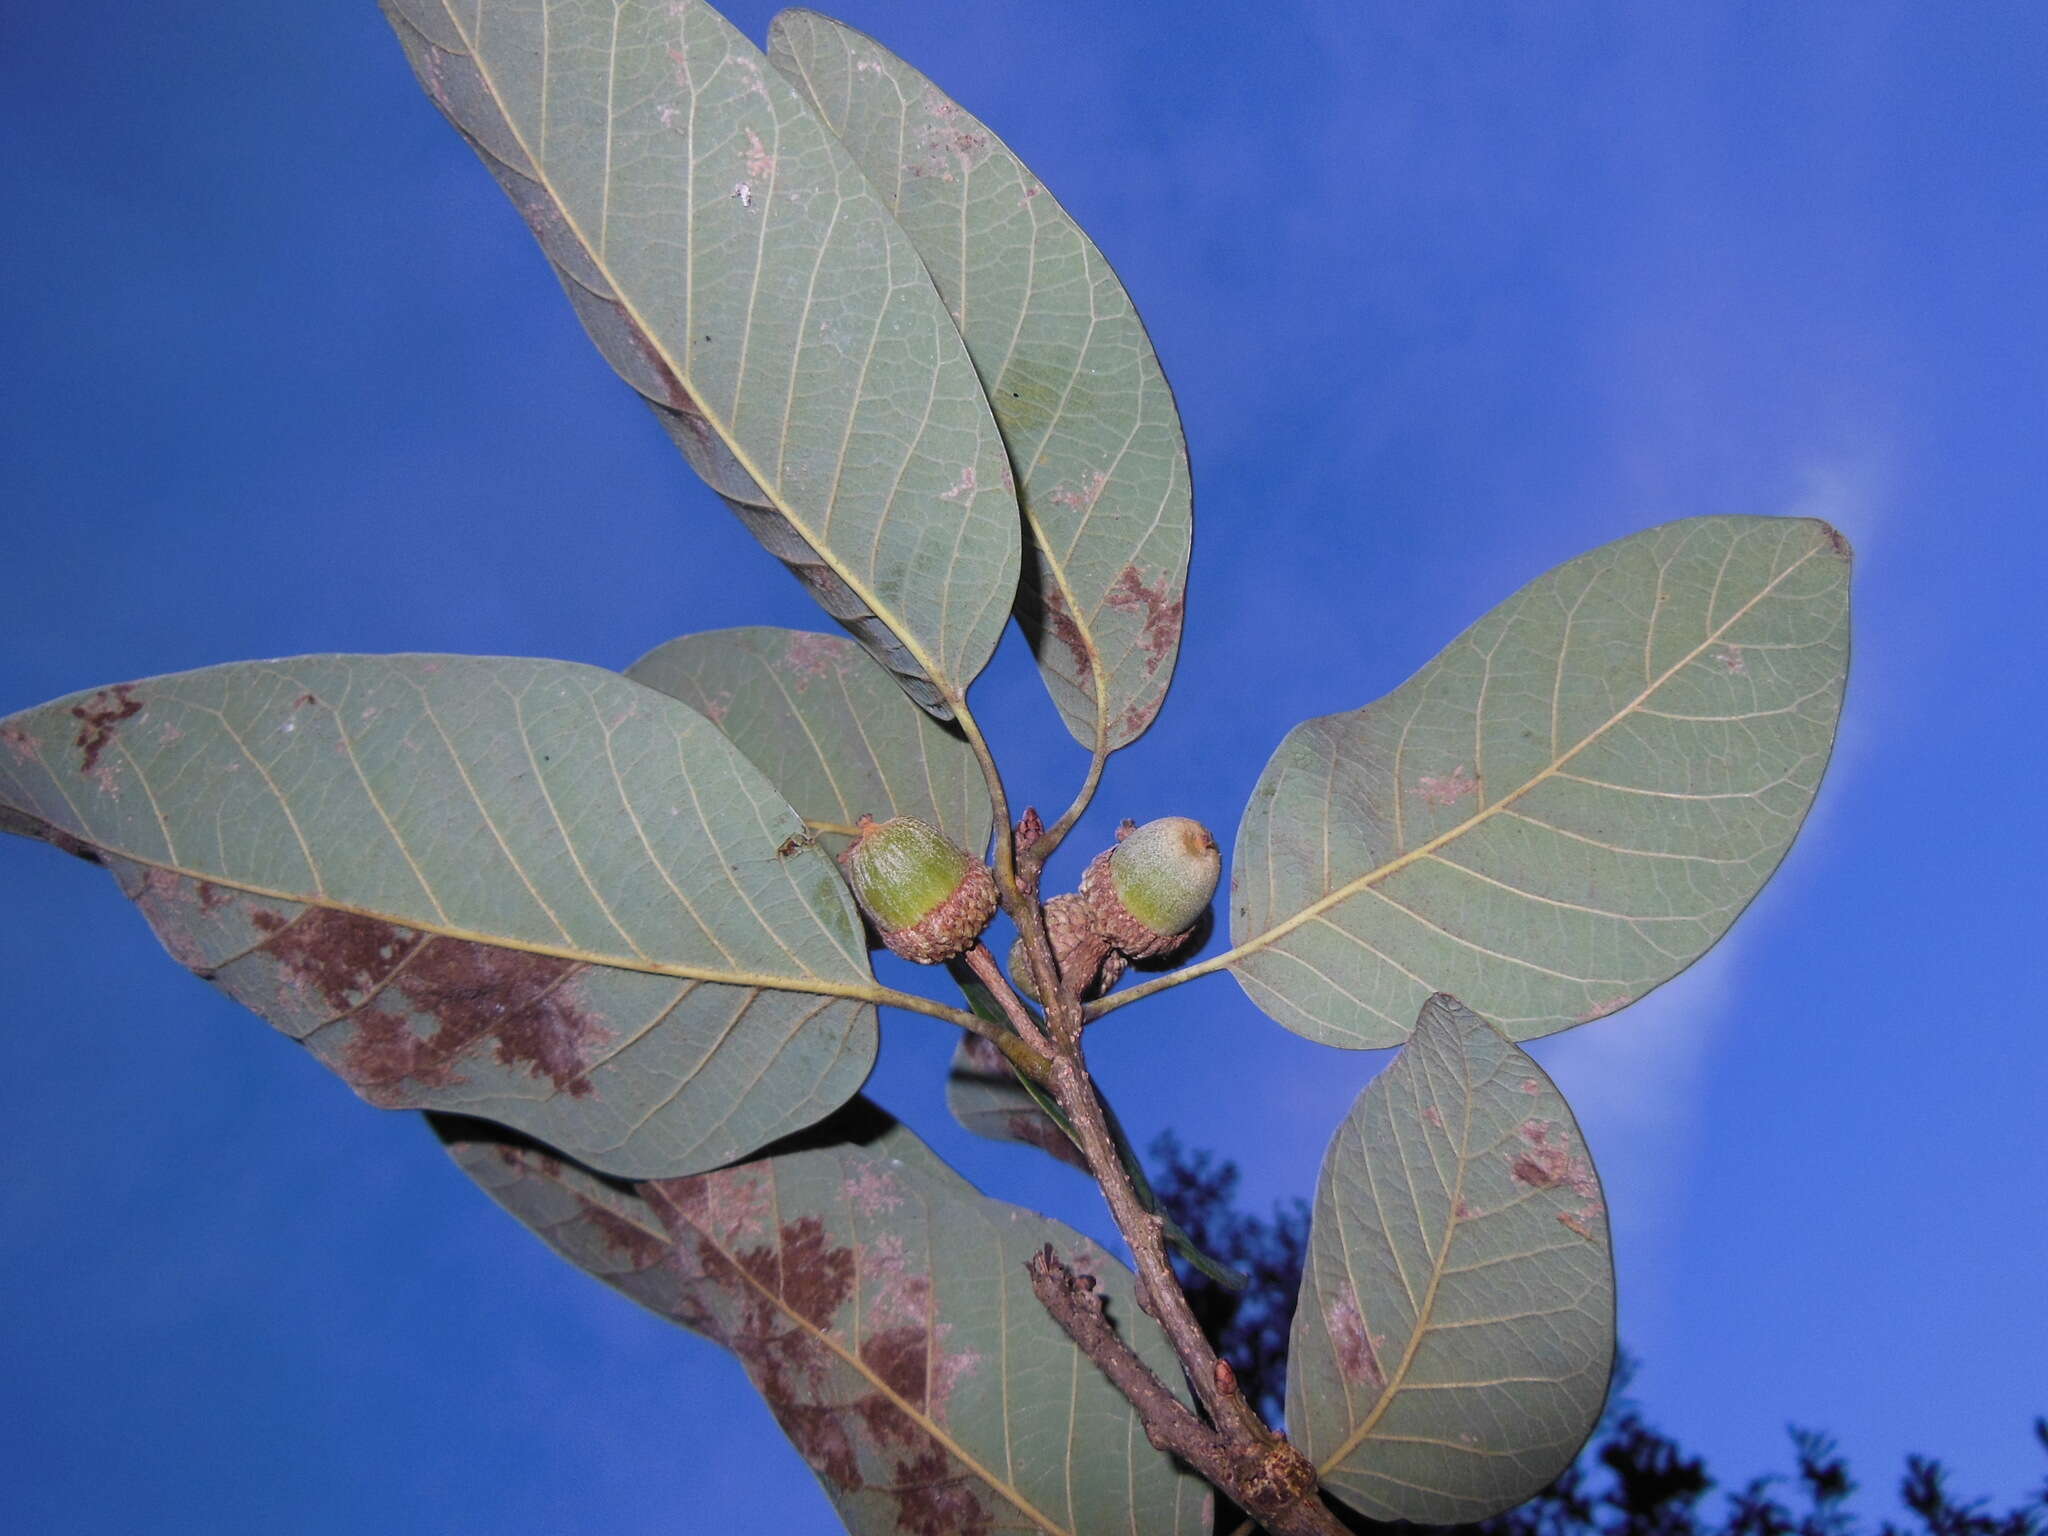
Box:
838;814;996;965
1082;815;1220;960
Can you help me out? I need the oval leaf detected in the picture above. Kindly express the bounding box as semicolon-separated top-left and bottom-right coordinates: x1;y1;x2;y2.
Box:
1230;516;1851;1045
626;626;990;858
1288;994;1614;1523
768;10;1193;751
439;1100;1213;1535
0;656;882;1177
380;0;1021;716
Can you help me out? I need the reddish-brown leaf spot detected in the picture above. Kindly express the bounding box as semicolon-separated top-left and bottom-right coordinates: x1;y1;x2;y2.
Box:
1035;584;1094;680
776;1216;858;1326
256;906;422;1017
852;1393;923;1448
775;1398;865;1493
860;1324;929;1407
1326;1288;1388;1393
70;684;141;774
1511;1150;1568;1189
386;940;606;1098
889;1446;991;1536
1104;565;1184;676
582;1202;671;1270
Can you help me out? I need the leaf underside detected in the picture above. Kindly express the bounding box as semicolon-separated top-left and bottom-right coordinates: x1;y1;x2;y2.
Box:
381;0;1022;717
1232;515;1852;1046
769;9;1192;752
945;1031;1089;1172
1289;994;1614;1523
439;1099;1213;1535
627;626;991;859
0;655;877;1178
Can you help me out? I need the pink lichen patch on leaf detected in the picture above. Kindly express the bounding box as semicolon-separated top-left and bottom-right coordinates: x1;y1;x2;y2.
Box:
0;725;38;765
69;684;141;775
1574;994;1634;1023
1417;764;1478;808
928;1333;982;1426
1520;1077;1544;1094
1421;1104;1445;1128
842;1165;906;1219
1714;644;1746;675
1103;564;1185;677
1327;1288;1388;1394
937;465;978;503
743;127;775;178
696;1168;772;1246
782;631;848;689
1049;470;1108;515
863;1234;932;1333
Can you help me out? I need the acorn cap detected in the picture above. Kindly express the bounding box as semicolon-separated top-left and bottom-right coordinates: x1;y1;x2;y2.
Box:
838;815;996;965
1082;816;1220;960
1008;893;1127;1004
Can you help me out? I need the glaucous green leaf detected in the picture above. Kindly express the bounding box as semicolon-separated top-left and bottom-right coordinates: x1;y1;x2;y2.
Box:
768;9;1193;752
381;0;1021;717
1230;516;1851;1045
438;1099;1214;1535
1288;994;1613;1523
626;626;990;859
0;656;882;1177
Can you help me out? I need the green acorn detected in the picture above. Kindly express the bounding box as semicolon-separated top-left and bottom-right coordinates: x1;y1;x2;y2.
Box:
1007;893;1127;1004
1081;816;1221;960
838;814;996;965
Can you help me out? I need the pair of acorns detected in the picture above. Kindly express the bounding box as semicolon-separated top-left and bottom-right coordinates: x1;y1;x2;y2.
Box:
838;814;1222;1002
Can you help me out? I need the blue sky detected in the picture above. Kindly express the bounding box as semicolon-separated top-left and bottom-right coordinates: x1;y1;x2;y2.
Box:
2;2;2043;1531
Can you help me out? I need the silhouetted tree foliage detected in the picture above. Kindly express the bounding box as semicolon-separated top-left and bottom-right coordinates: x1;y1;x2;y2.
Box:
1148;1136;2048;1536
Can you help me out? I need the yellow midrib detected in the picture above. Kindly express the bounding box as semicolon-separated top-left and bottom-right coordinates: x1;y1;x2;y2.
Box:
57;843;907;1007
582;1172;1079;1535
437;1;958;705
1097;538;1825;1018
774;14;1117;758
